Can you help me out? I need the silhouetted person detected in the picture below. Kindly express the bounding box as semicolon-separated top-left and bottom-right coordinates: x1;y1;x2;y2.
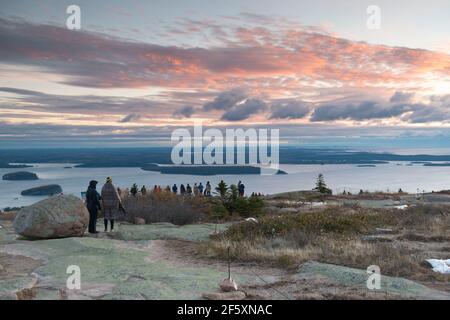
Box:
193;183;199;196
238;181;245;197
198;182;204;195
186;184;192;195
85;180;101;234
205;181;211;196
180;184;186;194
172;184;178;194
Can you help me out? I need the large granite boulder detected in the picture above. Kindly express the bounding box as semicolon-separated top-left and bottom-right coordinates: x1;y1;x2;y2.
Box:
21;184;62;196
13;195;88;239
2;171;38;181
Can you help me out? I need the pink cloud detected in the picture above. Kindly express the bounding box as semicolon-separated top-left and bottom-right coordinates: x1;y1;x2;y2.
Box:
1;16;449;94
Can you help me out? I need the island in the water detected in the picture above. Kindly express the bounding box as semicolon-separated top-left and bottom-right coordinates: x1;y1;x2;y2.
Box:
2;171;38;181
0;163;32;169
21;184;63;196
423;163;450;167
141;164;287;175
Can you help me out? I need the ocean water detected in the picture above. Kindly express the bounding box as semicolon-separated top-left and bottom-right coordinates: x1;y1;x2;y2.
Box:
1;162;450;209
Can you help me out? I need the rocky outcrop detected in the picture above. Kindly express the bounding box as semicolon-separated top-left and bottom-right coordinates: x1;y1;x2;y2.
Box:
13;195;88;239
2;172;38;181
134;217;145;225
298;261;450;300
220;278;238;292
20;184;62;196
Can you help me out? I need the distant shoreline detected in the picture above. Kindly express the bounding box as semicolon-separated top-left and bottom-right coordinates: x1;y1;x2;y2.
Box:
423;163;450;167
3;147;450;168
141;164;287;175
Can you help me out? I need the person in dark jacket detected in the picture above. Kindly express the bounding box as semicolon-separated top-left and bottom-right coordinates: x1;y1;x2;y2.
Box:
172;184;178;194
238;181;245;197
85;180;101;234
180;184;186;194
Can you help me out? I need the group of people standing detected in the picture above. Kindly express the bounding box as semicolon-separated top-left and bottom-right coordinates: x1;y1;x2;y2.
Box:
175;181;213;196
138;180;246;197
148;182;213;196
84;178;247;234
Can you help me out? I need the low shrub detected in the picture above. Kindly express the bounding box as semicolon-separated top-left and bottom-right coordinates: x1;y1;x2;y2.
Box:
224;196;265;218
210;201;229;220
223;207;375;242
122;192;211;225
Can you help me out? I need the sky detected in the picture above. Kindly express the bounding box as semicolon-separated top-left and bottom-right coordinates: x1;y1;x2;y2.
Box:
0;0;450;149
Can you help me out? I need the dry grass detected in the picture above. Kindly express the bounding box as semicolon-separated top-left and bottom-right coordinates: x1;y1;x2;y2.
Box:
334;192;402;201
0;211;17;221
398;232;450;242
205;236;447;282
204;204;450;282
15;288;37;300
269;190;402;202
221;206;392;242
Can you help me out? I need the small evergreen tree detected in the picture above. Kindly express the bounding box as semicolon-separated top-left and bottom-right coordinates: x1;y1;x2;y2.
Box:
229;184;239;201
215;180;228;198
130;183;138;196
314;174;332;194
